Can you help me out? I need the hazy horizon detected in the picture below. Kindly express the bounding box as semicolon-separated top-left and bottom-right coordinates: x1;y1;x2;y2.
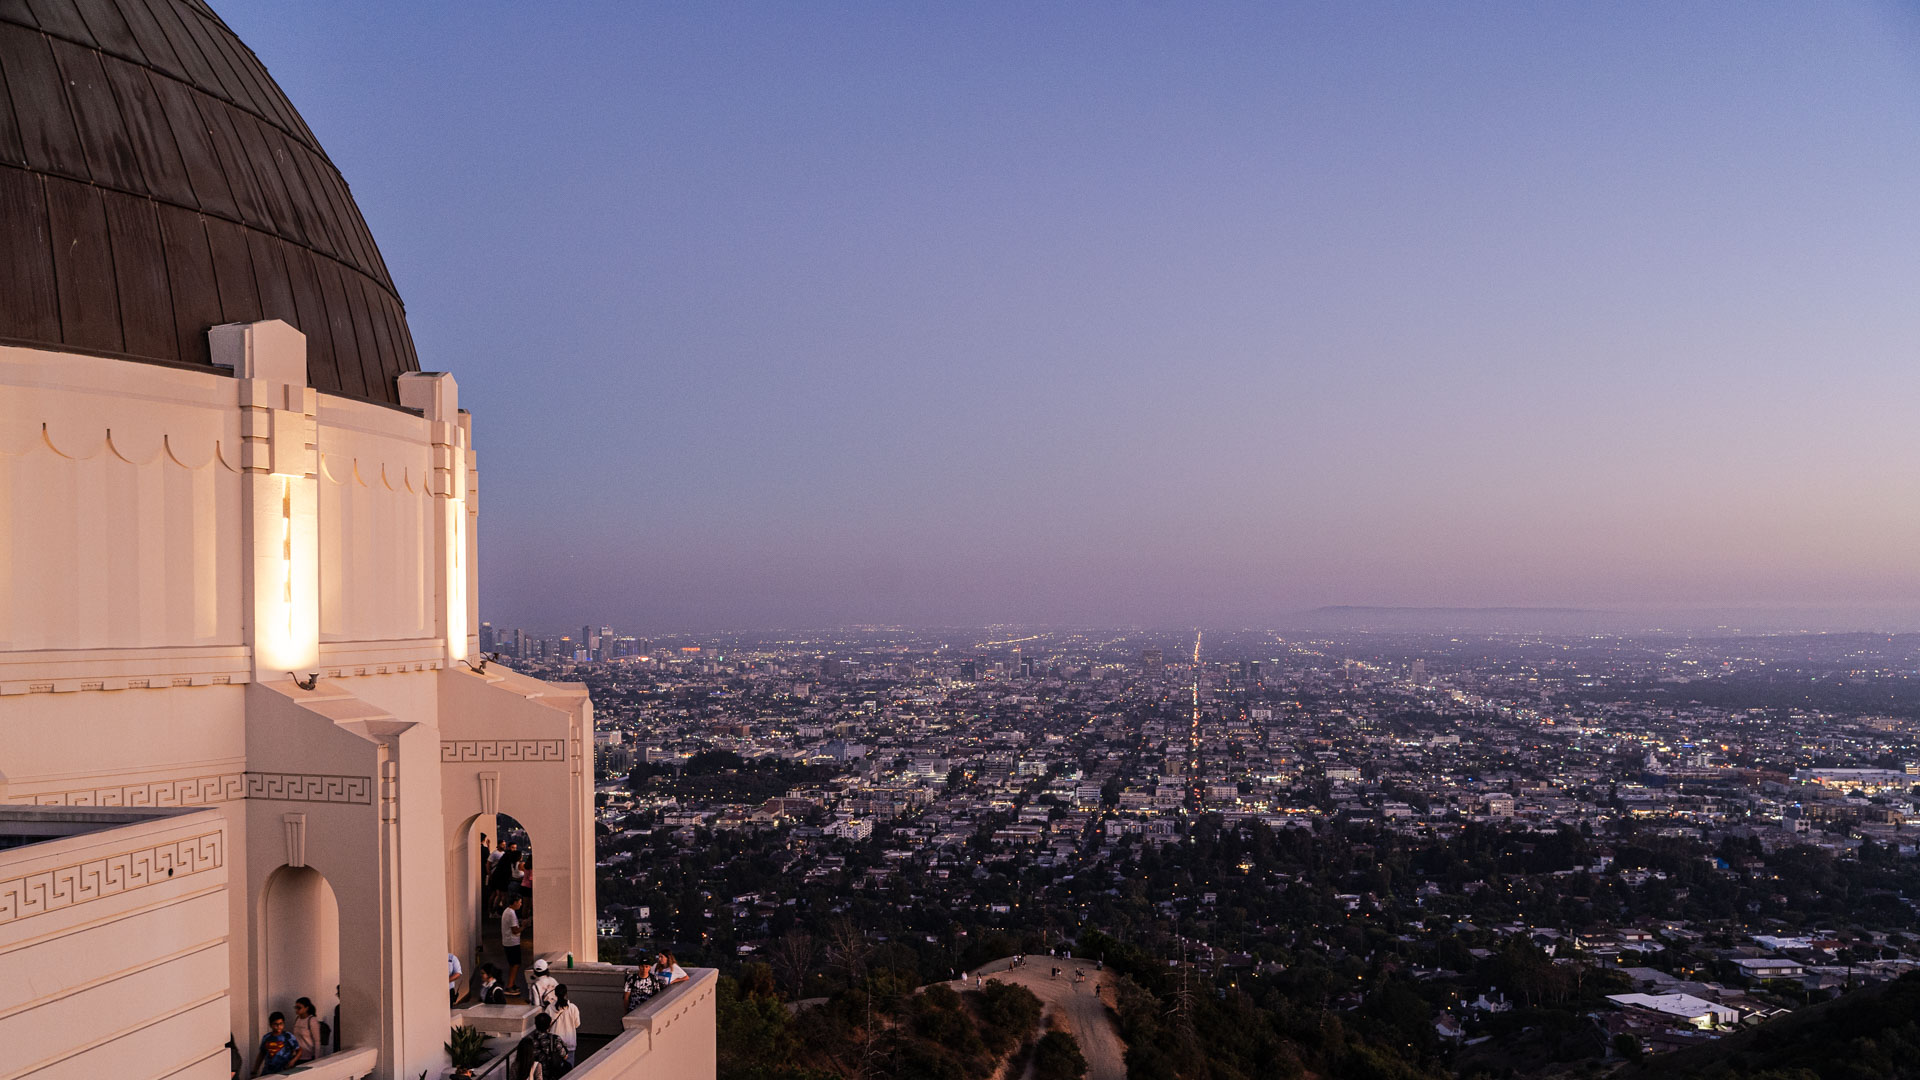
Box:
498;604;1920;641
228;3;1920;630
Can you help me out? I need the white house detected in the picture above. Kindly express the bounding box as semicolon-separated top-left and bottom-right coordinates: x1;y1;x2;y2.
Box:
1607;993;1740;1030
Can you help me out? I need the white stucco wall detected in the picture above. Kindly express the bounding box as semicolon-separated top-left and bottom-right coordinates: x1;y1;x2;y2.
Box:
0;333;707;1080
0;808;230;1080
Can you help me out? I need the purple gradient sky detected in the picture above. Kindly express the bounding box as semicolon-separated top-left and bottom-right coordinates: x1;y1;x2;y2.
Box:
226;3;1920;630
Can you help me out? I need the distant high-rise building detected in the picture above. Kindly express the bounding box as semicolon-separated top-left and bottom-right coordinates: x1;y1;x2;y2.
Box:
1250;660;1261;687
1142;647;1164;674
480;621;495;653
960;660;979;680
1411;659;1427;681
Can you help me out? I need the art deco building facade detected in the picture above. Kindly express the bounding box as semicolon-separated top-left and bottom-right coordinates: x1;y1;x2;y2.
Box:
0;3;714;1077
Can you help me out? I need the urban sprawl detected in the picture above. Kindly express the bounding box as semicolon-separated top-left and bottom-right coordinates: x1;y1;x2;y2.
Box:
483;624;1920;1072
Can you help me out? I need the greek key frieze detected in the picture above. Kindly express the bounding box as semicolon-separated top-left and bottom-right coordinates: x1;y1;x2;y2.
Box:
439;739;567;763
0;831;224;925
14;773;247;808
243;772;374;805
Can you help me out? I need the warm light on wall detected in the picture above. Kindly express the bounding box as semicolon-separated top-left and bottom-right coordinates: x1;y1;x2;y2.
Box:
446;501;468;661
258;472;320;676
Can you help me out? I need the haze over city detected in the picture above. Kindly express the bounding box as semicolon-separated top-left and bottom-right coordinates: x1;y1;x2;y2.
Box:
226;3;1920;630
12;4;1920;1078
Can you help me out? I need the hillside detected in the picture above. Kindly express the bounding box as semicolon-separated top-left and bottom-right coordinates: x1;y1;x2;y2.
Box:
718;963;1055;1080
1619;972;1920;1080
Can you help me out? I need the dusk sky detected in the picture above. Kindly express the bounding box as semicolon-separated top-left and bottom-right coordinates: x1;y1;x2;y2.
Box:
227;3;1920;631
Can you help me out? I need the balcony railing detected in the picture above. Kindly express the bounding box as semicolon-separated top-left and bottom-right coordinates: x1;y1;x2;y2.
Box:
457;967;716;1080
281;1046;378;1079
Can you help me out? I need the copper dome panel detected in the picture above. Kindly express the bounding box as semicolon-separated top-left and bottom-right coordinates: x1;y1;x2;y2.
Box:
0;0;418;404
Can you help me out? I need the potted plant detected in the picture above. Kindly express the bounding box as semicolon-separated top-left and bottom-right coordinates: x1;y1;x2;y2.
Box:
445;1023;489;1077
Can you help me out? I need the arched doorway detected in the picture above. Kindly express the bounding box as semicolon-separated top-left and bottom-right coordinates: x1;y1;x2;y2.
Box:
263;865;341;1038
451;812;538;997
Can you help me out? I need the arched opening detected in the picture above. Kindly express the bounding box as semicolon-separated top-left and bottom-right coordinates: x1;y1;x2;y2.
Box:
263;865;340;1049
453;812;538;998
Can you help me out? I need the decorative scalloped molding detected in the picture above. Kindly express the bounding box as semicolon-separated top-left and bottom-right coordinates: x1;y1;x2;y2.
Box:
0;831;225;925
440;740;567;763
3;422;239;472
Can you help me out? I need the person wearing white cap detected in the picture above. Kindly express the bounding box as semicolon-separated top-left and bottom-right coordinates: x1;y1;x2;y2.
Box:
527;958;558;1012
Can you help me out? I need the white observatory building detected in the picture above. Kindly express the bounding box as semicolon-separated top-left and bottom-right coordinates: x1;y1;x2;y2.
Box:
0;2;715;1077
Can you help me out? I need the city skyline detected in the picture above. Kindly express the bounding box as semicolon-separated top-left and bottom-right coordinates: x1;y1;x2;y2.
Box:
228;3;1920;629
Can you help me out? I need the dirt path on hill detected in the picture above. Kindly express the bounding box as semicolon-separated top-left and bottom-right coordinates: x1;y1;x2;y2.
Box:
949;958;1127;1080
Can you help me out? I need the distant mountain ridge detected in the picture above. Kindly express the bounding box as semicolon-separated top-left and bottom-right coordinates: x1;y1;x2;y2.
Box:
1305;606;1602;615
1281;605;1623;633
1274;605;1920;634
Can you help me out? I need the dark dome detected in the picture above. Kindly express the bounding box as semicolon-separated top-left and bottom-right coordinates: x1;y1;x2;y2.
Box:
0;0;418;404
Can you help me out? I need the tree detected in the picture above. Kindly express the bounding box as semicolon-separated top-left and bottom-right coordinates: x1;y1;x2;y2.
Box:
1033;1030;1088;1080
825;918;870;986
768;930;816;996
1613;1032;1643;1062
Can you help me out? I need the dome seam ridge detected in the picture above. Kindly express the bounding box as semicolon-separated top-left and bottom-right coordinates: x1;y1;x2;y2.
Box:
0;15;347;177
0;161;406;311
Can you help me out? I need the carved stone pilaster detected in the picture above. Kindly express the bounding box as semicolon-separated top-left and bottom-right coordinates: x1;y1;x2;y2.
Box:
282;812;307;868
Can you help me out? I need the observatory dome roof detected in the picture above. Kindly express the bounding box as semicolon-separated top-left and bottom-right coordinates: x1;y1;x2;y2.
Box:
0;0;418;403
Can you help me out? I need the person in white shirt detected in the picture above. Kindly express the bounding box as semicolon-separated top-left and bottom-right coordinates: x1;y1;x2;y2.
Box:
448;952;464;1006
500;896;525;994
527;958;558;1012
546;983;582;1064
655;951;689;985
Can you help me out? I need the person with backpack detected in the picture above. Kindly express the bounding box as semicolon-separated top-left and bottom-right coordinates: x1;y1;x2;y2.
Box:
474;964;508;1005
622;963;654;1012
513;1012;571;1078
546;984;581;1065
527;958;558;1012
290;998;323;1063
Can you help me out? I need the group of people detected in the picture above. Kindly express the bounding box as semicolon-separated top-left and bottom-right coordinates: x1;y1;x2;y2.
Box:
236;996;331;1077
509;958;582;1078
621;951;690;1012
482;835;533;918
481;833;536;996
